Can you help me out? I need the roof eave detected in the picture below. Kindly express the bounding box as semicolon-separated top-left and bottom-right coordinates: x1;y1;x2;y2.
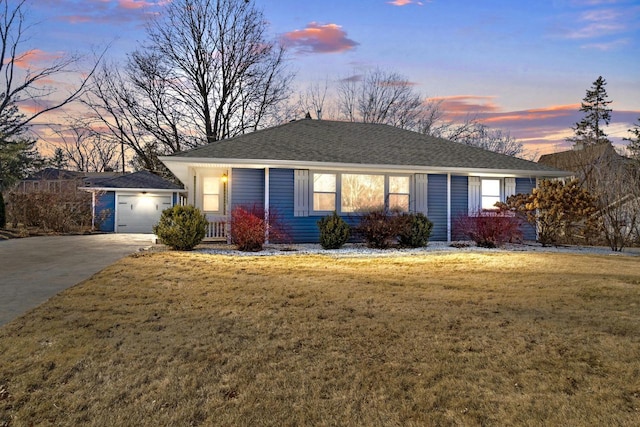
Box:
160;156;571;178
79;187;184;193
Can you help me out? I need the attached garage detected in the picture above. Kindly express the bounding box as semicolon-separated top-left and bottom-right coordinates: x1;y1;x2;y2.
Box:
116;193;173;233
82;171;184;234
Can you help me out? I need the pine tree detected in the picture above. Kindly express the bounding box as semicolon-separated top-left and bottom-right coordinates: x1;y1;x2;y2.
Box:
49;148;68;169
567;76;612;147
624;117;640;161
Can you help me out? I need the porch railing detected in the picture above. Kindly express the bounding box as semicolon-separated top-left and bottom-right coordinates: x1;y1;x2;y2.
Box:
205;220;227;241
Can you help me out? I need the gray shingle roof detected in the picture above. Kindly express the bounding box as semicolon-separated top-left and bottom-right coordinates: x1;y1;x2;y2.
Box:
86;170;183;190
171;119;564;173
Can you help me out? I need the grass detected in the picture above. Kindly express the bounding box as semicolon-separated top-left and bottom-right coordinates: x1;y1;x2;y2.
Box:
1;250;639;426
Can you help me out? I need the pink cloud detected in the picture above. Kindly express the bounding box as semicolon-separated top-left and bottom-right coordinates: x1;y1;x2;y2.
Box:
430;96;640;156
11;49;64;69
282;22;359;54
480;104;580;125
54;0;169;25
429;95;501;117
387;0;424;6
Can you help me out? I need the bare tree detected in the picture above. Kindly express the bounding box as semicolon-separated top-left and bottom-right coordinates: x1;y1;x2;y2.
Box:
337;68;426;129
571;146;640;251
144;0;292;143
296;79;331;120
443;120;526;158
0;0;103;188
49;120;119;172
0;0;102;139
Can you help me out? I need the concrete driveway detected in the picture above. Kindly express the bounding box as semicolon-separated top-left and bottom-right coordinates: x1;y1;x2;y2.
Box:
0;234;156;326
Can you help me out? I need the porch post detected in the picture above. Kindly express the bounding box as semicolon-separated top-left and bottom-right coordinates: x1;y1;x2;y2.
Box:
264;167;270;244
447;173;451;242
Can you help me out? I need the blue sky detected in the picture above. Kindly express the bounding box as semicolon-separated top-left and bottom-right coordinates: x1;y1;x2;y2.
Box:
23;0;640;156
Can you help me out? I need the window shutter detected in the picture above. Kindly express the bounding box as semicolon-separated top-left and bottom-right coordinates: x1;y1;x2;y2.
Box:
414;174;428;214
468;176;481;214
504;177;516;200
294;169;309;217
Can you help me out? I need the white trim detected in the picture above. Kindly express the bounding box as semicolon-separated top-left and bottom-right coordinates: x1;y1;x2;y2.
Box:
160;156;570;178
447;173;451;242
264;168;270;244
80;187;182;194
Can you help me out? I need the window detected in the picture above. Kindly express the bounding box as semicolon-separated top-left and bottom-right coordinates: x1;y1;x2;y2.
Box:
313;173;336;211
388;176;410;212
481;179;501;210
341;174;384;213
202;176;220;212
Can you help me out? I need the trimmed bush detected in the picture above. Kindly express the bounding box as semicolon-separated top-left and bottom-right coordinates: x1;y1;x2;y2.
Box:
317;211;350;249
397;212;433;248
454;210;522;248
230;206;266;252
153;205;207;251
356;210;401;249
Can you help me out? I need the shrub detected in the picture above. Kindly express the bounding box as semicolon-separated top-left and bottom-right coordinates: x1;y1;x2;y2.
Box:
153;205;207;251
317;211;350;249
230;206;266;251
6;189;92;232
397;212;433;248
454;209;522;248
356;210;402;249
501;179;598;246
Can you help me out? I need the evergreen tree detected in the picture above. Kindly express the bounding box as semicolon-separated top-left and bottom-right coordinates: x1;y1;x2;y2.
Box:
624;117;640;161
0;104;43;191
48;148;68;169
567;76;612;147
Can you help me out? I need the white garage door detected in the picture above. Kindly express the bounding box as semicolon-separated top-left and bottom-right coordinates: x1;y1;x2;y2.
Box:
117;194;172;233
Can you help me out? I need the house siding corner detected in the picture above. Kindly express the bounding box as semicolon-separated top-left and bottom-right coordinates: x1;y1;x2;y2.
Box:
95;191;116;232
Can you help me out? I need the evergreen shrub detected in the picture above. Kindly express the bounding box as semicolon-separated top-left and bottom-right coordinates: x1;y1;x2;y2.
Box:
153;205;207;251
397;212;433;248
317;211;350;249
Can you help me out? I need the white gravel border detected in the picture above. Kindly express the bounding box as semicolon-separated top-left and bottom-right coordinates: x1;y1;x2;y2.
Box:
193;241;640;257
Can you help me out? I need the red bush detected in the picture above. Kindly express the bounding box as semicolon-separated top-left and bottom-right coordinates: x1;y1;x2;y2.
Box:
230;206;290;251
454;209;523;248
230;206;266;251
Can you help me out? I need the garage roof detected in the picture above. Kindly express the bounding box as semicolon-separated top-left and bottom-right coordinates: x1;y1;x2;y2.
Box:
85;171;183;190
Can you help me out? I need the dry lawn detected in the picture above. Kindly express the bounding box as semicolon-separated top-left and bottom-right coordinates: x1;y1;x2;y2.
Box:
1;250;639;426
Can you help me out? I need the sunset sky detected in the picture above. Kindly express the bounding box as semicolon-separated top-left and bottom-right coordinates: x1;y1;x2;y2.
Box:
22;0;640;157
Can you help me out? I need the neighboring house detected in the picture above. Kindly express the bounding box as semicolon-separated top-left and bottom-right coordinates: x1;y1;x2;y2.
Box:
539;143;640;246
81;171;184;234
160;119;568;243
12;167;121;195
537;142;628;182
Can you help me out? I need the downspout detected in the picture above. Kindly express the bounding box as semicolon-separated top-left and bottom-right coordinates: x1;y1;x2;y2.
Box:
264;168;270;244
447;173;452;242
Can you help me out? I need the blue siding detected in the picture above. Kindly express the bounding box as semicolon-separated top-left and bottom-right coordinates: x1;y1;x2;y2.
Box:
428;174;448;241
516;177;537;241
95;191;115;232
231;168;264;211
450;175;468;240
268;169;360;243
